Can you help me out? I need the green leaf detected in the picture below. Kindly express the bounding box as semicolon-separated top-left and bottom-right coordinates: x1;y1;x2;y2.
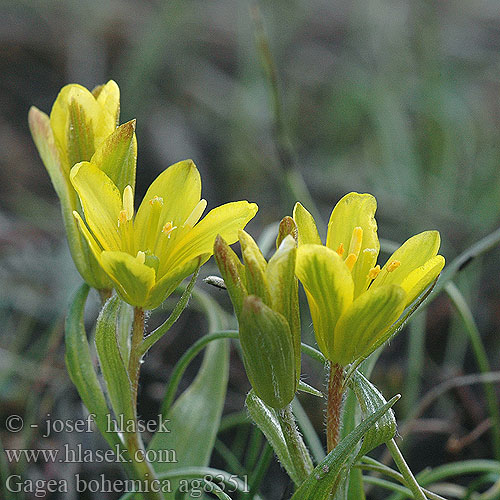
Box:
95;295;134;424
117;300;133;365
290;395;400;500
148;339;229;492
245;390;299;485
297;380;323;398
64;285;124;450
349;371;397;459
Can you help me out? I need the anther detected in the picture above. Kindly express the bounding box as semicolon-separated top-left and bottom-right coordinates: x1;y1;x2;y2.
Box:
387;260;401;272
345;253;357;271
368;265;381;280
118;210;128;226
123;185;134;220
162;221;177;238
348;227;363;256
136;251;145;265
149;195;163;207
336;243;345;257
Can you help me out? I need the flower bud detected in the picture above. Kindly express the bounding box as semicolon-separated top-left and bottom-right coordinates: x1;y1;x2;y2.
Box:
239;296;296;408
214;227;301;408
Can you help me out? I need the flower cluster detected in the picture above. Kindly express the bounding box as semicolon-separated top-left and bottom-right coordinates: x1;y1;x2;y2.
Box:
30;81;258;308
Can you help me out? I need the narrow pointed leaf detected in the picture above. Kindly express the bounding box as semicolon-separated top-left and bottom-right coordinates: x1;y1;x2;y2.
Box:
290;395;400;500
95;295;134;424
246;390;299;484
349;371;397;459
148;339;229;493
64;284;122;450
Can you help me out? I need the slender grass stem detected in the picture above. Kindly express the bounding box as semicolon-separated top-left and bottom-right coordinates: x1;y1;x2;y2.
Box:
445;281;500;460
387;439;428;500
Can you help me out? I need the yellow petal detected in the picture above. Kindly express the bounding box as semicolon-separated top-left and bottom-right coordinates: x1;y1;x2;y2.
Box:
400;254;445;305
94;80;120;129
326;192;379;297
162;201;258;274
100;251;155;307
372;230;441;290
134;160;202;253
295;244;354;360
70;162;123;251
292;202;322;246
145;254;206;310
50;84;101;168
333;285;406;365
73;211;103;258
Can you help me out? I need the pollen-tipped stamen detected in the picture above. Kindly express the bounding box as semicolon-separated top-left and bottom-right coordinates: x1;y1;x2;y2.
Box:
336;243;345;257
162;221;177;238
344;227;363;271
368;265;381;280
387;260;401;272
144;195;164;253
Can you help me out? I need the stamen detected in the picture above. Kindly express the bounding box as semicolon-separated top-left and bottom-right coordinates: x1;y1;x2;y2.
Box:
162;221;177;238
136;251;145;265
336;243;345;257
348;227;363;256
118;210;128;226
123;185;134;220
368;265;381;280
345;253;357;271
149;195;163;207
387;260;401;273
344;227;363;271
184;199;207;228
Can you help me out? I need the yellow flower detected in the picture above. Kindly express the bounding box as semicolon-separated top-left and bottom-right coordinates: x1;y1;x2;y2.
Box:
71;158;258;309
29;81;135;290
293;193;445;366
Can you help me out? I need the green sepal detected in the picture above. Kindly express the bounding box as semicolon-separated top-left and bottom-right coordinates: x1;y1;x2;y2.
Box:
213;235;247;317
239;296;296;409
290;395;400;500
64;285;130;463
242;247;272;306
95;295;135;424
90;119;137;195
245;390;299;484
267;234;301;384
348;371;397;459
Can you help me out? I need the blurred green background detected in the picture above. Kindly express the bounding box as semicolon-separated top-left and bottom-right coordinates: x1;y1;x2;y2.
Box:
1;0;500;498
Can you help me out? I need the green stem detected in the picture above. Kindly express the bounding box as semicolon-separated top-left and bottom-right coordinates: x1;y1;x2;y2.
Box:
125;307;163;500
279;403;314;484
445;281;500;460
327;363;344;452
128;307;145;409
387;439;428;500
